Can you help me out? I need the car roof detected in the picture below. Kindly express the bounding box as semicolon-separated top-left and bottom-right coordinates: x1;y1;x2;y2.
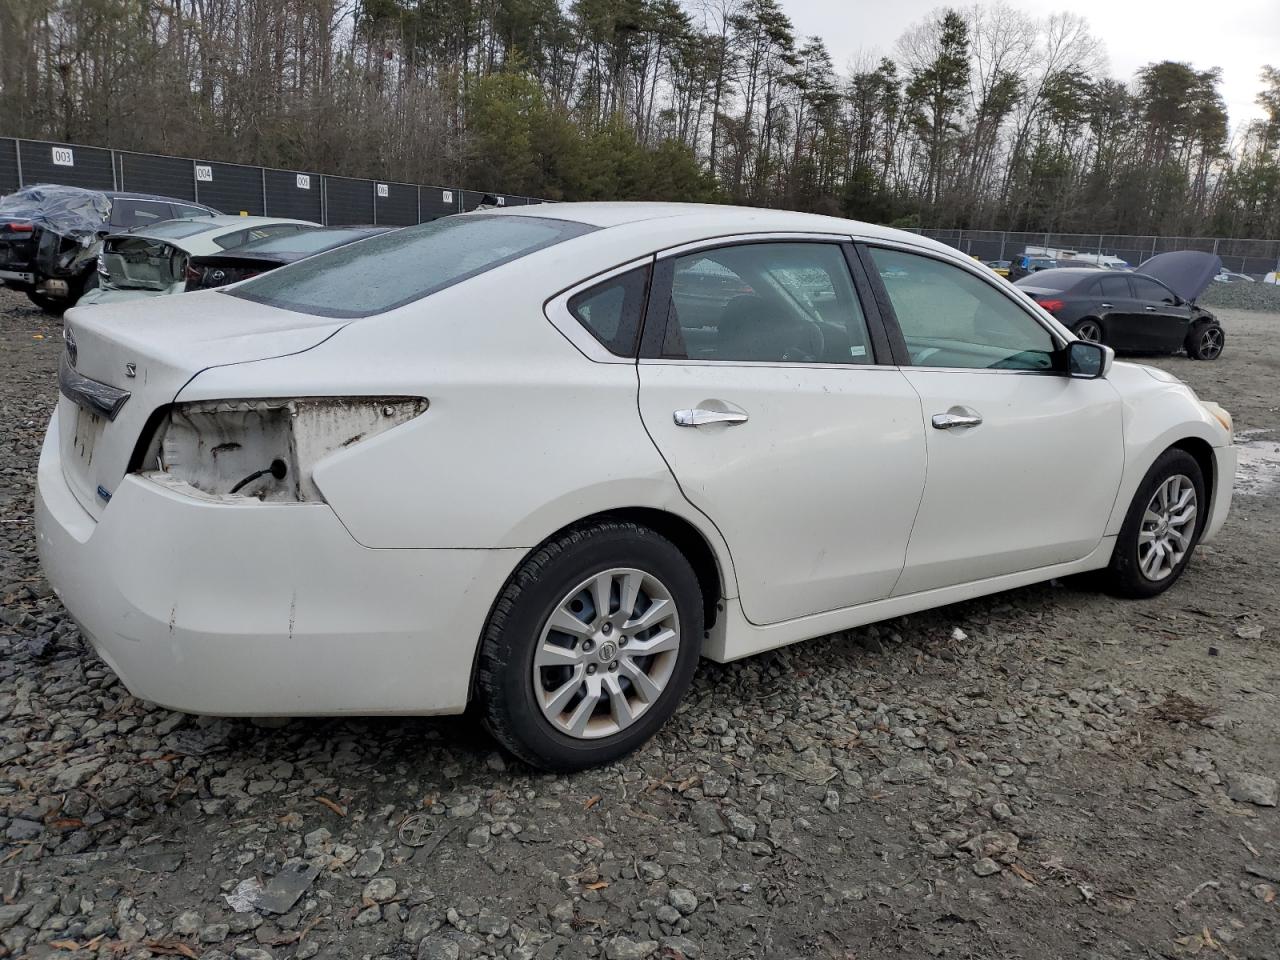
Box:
103;191;215;207
487;201;946;249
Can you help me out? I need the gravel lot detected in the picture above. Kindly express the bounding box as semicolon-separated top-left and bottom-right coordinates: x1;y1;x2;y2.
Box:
1;289;1278;960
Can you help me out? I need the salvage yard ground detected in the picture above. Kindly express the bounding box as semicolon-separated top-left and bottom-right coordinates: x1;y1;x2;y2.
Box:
1;287;1278;960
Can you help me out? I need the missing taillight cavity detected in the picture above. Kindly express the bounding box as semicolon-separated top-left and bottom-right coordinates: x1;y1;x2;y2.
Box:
137;397;427;502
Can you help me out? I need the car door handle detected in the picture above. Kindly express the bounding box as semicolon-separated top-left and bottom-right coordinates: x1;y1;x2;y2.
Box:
1145;305;1157;312
931;412;983;430
674;408;749;427
1100;302;1113;308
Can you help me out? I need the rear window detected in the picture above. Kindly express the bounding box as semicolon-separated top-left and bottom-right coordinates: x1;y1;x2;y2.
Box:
229;215;596;318
1018;272;1077;292
128;219;219;239
235;227;378;255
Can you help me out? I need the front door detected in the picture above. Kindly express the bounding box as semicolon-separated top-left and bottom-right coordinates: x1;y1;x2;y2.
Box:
637;239;928;625
862;245;1125;596
1125;275;1194;352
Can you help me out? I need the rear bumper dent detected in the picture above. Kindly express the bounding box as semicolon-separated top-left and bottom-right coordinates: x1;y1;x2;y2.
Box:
35;413;521;715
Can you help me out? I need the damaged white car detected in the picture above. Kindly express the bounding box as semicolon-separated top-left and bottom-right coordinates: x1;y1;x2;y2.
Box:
78;215;317;305
37;204;1237;770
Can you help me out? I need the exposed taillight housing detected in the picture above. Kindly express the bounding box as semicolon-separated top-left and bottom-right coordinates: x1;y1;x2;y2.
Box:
4;222;34;233
134;397;428;502
184;262;202;288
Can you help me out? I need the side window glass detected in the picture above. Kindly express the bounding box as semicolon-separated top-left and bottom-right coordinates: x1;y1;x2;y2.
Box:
568;265;650;357
212;229;250;250
663;243;873;364
171;203;211;220
1100;275;1130;299
1132;277;1175;303
870;247;1056;371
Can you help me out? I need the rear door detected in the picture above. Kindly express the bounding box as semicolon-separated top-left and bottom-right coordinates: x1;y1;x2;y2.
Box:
861;243;1124;596
1093;274;1138;346
636;236;927;625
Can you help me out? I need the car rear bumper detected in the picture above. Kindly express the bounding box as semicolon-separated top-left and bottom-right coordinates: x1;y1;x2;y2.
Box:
35;408;522;716
1203;444;1236;543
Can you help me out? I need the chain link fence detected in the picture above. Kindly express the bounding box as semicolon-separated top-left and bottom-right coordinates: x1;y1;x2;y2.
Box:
0;136;545;225
913;228;1280;278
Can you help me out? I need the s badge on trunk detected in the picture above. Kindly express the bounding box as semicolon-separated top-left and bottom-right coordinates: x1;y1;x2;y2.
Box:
124;362;136;378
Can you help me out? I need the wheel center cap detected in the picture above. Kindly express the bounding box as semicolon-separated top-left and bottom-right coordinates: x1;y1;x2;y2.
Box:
598;641;618;662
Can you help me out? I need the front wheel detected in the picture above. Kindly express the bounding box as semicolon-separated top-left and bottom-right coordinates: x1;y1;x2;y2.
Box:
1099;448;1205;598
1185;321;1224;360
1074;319;1104;343
476;521;703;771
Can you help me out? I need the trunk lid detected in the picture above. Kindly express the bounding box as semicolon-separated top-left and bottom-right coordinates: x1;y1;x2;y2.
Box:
58;290;347;518
100;236;187;291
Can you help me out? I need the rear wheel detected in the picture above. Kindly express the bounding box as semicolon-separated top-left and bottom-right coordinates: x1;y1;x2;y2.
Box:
476;520;703;771
1185;321;1224;360
1074;319;1103;343
25;290;67;316
1099;448;1205;598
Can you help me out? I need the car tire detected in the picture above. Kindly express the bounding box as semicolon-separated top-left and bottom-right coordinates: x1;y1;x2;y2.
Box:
476;520;703;771
1100;448;1206;598
1185;321;1224;360
1074;319;1104;343
25;290;67;316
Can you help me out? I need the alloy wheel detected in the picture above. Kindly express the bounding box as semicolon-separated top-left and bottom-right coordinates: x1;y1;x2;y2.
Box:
1198;326;1224;359
1137;474;1197;581
1076;321;1102;343
532;568;681;739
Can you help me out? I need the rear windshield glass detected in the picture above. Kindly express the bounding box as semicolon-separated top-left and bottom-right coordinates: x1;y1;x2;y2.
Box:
236;227;378;255
228;215;595;318
1018;272;1078;291
127;219;219;239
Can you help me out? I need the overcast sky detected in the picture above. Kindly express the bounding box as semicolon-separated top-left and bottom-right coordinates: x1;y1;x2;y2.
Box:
780;0;1276;135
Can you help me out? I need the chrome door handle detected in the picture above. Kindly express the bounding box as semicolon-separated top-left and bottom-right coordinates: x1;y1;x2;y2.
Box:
674;408;749;427
1100;302;1113;308
932;412;983;430
1144;305;1157;312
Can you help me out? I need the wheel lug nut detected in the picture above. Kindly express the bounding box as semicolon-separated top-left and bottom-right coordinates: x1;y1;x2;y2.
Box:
602;623;612;635
609;662;619;671
619;637;628;646
587;664;597;674
583;641;594;652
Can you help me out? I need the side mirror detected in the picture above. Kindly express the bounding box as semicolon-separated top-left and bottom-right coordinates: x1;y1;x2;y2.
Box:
1067;340;1112;379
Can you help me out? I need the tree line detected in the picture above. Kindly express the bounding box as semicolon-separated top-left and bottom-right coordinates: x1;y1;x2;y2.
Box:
1;0;1277;239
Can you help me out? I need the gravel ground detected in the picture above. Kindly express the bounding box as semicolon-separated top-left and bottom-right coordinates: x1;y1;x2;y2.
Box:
1200;279;1280;314
1;289;1278;960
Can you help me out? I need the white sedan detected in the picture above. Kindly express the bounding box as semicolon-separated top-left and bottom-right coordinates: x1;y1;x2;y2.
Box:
36;203;1237;770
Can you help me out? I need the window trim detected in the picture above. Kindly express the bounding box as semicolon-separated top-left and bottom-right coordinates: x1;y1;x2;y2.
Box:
855;239;1071;375
543;256;655;364
637;233;897;367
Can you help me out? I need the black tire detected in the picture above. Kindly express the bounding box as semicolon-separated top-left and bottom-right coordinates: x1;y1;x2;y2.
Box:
1099;448;1206;598
25;289;68;316
1184;321;1224;360
1074;318;1104;343
476;520;703;771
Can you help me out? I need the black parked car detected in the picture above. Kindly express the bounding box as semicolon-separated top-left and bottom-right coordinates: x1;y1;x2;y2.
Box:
1015;251;1224;360
0;184;218;313
185;225;393;291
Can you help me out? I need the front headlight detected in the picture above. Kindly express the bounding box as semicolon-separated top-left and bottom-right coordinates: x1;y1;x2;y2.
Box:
134;397;428;501
1201;401;1233;439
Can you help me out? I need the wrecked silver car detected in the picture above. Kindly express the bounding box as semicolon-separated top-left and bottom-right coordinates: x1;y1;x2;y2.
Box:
0;185;218;314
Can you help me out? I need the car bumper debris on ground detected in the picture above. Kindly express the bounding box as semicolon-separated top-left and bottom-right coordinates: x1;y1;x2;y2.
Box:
0;288;1277;959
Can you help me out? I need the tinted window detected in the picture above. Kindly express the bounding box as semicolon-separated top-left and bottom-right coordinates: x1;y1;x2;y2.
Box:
172;203;214;219
236;227;378;255
569;266;650;357
870;247;1056;371
112;199;173;228
1132;276;1176;303
212;224;304;250
1098;275;1131;298
231;215;594;318
661;243;873;364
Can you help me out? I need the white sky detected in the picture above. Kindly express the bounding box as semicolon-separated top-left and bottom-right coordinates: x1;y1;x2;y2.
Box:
780;0;1276;135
